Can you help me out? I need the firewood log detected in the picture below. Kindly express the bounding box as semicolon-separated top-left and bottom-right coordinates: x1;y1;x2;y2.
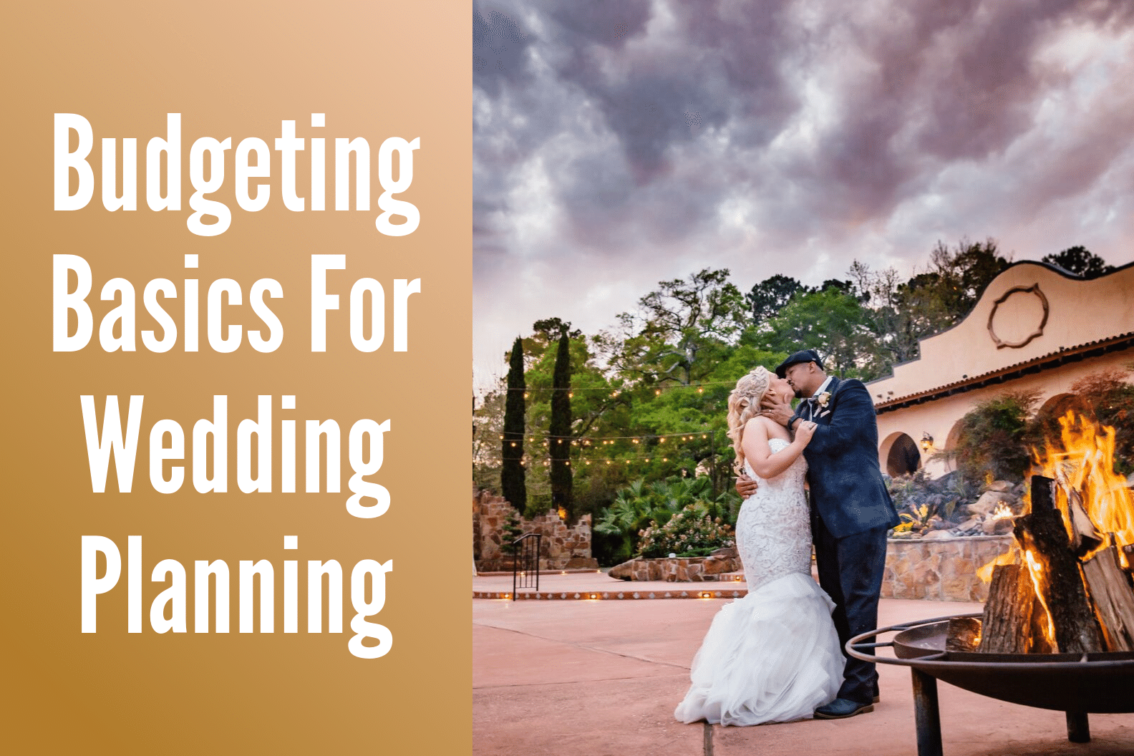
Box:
980;563;1034;654
1082;546;1134;652
1013;476;1105;654
946;617;982;653
1064;486;1104;558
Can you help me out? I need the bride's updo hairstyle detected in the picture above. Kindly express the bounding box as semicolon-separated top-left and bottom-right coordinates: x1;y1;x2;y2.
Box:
727;367;770;474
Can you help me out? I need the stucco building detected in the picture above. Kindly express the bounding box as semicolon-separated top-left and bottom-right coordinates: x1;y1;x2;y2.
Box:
868;261;1134;478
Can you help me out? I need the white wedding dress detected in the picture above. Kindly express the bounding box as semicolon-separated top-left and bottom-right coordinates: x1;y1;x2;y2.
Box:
674;438;844;726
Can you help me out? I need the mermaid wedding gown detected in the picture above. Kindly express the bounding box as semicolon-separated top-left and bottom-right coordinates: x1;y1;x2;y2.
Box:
674;438;844;726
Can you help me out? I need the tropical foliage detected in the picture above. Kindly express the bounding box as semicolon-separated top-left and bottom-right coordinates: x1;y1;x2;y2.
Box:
593;476;737;562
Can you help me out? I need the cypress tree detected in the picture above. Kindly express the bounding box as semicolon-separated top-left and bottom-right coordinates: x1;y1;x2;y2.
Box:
501;336;527;511
549;328;573;518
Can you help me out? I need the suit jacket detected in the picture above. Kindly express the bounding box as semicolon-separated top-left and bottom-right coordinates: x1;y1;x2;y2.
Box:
793;376;900;539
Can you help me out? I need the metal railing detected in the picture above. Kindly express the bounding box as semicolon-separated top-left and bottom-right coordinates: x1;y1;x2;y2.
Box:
511;533;542;600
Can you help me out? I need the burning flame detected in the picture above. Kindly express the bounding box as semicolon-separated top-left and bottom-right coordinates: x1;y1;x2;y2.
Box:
1035;412;1134;561
977;548;1018;583
1023;548;1057;648
990;502;1014;521
972;411;1134;653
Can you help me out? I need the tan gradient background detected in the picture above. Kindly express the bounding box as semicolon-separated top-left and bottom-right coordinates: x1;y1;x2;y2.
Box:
0;3;470;753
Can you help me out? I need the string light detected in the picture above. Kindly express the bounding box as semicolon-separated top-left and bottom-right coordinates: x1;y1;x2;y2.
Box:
488;430;717;443
495;380;743;394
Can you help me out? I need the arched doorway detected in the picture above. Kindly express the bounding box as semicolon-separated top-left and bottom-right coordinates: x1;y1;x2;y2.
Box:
881;432;922;477
941;420;965;473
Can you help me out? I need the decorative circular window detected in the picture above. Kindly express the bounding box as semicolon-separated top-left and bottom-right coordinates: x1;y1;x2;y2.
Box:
986;283;1049;349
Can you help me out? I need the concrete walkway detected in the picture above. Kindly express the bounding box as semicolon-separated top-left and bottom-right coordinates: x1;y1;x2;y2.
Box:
474;578;1134;755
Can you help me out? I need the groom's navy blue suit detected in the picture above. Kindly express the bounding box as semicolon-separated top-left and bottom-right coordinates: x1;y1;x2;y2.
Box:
793;375;900;705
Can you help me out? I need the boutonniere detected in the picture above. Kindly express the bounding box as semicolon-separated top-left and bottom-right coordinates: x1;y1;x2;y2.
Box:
816;391;831;408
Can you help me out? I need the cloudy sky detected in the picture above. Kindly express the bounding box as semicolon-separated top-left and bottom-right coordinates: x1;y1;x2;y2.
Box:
473;0;1134;391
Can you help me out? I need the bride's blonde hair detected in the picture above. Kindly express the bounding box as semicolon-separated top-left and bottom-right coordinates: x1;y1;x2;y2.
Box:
727;367;772;474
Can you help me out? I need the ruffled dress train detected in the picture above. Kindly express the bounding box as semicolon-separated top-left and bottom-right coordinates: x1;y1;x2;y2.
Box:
675;440;844;726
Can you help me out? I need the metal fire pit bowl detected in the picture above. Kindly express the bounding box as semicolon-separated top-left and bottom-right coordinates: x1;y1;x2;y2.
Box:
849;613;1134;756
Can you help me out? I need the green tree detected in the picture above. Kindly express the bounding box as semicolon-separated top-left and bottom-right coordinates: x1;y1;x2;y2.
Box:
755;287;878;379
549;326;574;518
745;274;810;324
600;268;748;387
501;336;526;510
472;390;504;492
1041;246;1116;280
920;238;1012;322
500;510;524;556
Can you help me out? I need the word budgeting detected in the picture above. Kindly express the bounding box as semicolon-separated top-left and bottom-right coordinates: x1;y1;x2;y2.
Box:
54;113;420;237
80;535;393;660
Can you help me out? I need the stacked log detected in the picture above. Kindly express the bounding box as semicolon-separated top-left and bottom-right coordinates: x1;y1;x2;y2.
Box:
975;475;1134;655
1011;476;1104;654
980;564;1038;654
1082;546;1134;652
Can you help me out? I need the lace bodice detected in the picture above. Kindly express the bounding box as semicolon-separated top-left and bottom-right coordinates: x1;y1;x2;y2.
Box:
737;438;812;590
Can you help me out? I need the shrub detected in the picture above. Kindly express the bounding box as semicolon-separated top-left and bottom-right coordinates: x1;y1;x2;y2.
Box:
499;510;524;556
945;390;1040;487
594;476;739;562
636;504;735;558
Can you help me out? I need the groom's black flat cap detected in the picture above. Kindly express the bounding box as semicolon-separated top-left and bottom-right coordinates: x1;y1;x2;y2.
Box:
775;349;824;378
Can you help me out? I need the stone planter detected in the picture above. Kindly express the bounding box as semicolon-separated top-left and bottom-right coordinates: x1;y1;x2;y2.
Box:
610;552;740;582
882;534;1012;602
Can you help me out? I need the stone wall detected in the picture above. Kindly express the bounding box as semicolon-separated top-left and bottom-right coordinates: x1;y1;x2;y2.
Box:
608;550;741;582
473;490;598;571
882;535;1012;602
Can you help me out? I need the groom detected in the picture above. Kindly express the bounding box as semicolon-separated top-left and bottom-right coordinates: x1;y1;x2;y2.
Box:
737;349;899;719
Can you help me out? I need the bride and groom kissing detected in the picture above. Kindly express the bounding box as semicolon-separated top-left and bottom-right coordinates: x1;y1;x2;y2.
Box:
675;349;900;726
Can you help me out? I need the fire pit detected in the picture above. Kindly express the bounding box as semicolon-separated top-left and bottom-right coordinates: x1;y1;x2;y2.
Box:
849;614;1134;755
850;415;1134;755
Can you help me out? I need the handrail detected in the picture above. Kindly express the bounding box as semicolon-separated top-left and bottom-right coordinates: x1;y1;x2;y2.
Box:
511;533;542;600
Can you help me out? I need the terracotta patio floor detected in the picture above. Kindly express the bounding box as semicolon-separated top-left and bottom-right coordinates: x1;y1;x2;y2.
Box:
473;573;1134;755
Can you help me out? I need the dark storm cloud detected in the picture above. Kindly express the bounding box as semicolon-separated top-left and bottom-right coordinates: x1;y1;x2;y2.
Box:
473;0;1134;389
473;3;534;97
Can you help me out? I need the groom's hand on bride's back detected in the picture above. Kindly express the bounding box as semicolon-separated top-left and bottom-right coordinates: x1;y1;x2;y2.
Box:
735;474;759;498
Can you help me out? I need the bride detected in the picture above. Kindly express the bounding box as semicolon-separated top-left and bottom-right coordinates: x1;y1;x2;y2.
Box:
674;367;844;726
